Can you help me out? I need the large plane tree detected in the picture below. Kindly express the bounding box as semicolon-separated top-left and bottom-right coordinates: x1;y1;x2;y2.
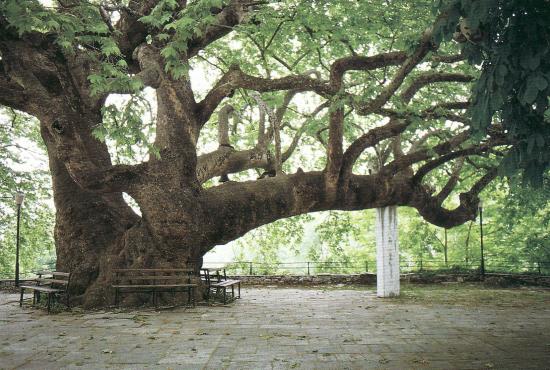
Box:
0;0;548;306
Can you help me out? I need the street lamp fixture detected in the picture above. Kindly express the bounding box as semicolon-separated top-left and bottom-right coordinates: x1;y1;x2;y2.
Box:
15;192;24;287
479;199;485;278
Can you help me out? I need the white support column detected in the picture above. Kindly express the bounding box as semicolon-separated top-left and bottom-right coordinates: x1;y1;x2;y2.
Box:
376;206;400;297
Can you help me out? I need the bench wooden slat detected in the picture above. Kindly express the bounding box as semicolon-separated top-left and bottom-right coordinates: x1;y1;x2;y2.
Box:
212;280;240;288
20;285;63;293
112;284;197;288
113;268;194;273
37;278;69;285
52;272;70;277
111;268;196;307
114;275;190;281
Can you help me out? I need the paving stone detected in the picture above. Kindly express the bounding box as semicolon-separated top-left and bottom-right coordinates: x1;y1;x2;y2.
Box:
0;287;549;369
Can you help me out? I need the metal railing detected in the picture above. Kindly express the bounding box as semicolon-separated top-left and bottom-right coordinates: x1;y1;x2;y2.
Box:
0;262;55;281
206;259;550;276
1;259;549;282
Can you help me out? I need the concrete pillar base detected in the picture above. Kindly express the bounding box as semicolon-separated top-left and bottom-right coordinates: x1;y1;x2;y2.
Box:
376;206;400;297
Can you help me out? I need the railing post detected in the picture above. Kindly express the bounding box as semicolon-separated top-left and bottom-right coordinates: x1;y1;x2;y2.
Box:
249;262;253;275
307;262;310;275
365;261;368;272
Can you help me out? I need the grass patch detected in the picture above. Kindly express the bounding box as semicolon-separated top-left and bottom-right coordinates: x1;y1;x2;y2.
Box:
395;283;550;308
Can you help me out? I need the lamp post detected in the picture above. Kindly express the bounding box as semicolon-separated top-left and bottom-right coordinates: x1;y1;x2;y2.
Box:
15;192;24;287
479;199;485;278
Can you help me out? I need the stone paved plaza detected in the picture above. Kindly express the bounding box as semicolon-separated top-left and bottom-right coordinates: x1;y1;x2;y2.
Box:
1;284;549;369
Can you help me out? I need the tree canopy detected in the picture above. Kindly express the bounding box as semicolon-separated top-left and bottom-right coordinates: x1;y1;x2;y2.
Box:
0;0;548;305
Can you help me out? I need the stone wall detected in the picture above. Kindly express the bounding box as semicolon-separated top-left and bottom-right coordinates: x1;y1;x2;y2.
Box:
227;273;377;286
227;273;550;287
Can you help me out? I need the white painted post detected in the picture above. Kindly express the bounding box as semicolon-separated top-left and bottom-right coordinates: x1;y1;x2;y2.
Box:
376;206;400;297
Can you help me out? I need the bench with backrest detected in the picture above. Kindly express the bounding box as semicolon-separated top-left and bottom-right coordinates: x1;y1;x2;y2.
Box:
19;271;71;313
112;268;196;307
200;268;241;304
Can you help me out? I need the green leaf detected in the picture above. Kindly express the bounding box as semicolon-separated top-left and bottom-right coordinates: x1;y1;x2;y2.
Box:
520;53;541;71
160;46;178;59
522;81;540;105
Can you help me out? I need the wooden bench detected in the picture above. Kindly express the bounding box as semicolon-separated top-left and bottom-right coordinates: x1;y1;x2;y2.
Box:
211;279;241;304
112;269;196;307
201;268;241;304
19;271;71;313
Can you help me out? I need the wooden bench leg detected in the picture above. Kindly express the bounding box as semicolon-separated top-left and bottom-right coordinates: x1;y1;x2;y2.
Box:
238;282;241;298
47;294;52;313
223;287;227;305
19;288;24;307
231;285;235;301
187;287;195;307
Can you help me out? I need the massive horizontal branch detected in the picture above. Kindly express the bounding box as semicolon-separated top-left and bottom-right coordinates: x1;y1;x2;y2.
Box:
199;164;496;249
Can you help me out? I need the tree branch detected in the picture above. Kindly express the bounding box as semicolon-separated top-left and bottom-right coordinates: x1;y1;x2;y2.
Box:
435;157;465;203
340;120;411;184
217;104;234;147
282;102;329;162
356;30;436;115
187;0;260;58
411;168;498;229
0;62;29;111
196;65;331;126
400;72;474;103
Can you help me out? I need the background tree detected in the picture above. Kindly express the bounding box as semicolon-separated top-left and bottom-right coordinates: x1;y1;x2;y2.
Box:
0;108;55;278
0;0;546;306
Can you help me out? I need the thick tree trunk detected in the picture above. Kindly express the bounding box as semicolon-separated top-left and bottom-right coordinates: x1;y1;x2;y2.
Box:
40;124;141;305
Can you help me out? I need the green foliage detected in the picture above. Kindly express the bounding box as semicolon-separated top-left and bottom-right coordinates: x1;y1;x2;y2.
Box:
98;93;159;163
140;0;227;79
435;0;550;185
0;109;55;278
231;214;312;274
